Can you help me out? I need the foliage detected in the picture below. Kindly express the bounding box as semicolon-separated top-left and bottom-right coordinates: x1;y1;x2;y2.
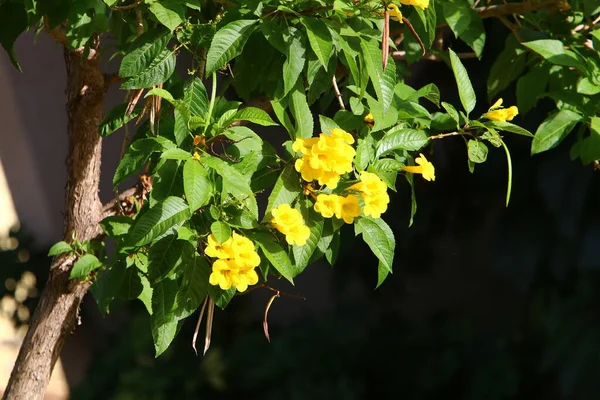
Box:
2;0;599;358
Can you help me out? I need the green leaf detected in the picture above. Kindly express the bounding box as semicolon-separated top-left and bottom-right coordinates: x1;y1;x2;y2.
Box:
522;39;584;69
531;110;582;155
100;103;144;137
376;128;429;157
184;77;209;117
119;29;172;78
318;115;340;133
281;26;306;98
0;1;27;71
487;35;526;101
70;254;102;279
265;164;302;217
467;140;488;163
128;197;191;247
449;48;476;116
148;0;185;32
210;221;231;244
151;277;178;356
441;101;461;129
148;235;186;284
174;252;210;319
91;259;127;314
232;107;278;126
301;17;333;71
516;66;549;114
206;19;257;75
443;1;485;58
250;232;295;284
149;160;183;206
485;121;533;137
48;241;72;256
161;148;192;160
376;261;390;289
577;77;600;96
289;82;314;139
355;217;395;273
361;40;396;112
202;156;258;220
410;83;441;107
208;286;236;309
121;48;176;90
355;137;375;171
292;213;323;273
100;216;133;238
183;159;211;212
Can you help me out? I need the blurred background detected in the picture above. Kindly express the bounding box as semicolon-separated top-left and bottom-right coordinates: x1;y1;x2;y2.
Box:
1;19;600;400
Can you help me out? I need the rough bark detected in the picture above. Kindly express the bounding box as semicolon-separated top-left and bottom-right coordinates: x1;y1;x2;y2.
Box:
2;37;106;400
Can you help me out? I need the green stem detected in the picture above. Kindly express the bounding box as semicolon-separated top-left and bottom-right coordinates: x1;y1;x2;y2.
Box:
501;140;512;207
205;71;217;134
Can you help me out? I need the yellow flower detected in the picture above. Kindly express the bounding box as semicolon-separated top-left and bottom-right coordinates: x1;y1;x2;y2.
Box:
205;231;260;292
208;259;259;292
483;102;519;122
314;194;361;224
192;152;201;161
271;204;311;246
293;128;356;188
401;153;435;181
387;4;404;22
350;171;390;219
399;0;429;9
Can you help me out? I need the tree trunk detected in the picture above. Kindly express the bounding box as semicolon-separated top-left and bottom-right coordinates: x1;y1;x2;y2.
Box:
3;39;106;400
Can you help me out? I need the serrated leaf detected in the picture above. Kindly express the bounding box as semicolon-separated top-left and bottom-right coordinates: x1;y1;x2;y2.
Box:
100;103;144;137
232;107;278;126
206;19;257;75
485;121;533;137
292;216;323;273
148;235;187;284
117;133;173;178
174;252;209;319
250;232;295;284
289;82;314;139
210;221;231;244
148;1;184;32
202;156;258;220
161;148;192;160
183;159;211;212
0;1;27;71
449;48;476;116
376;261;390;289
151;277;178;356
355;217;395;273
531;110;582;155
150;160;183;206
355;137;375;171
318;115;340;133
516;66;549;115
91;258;127;314
48;241;72;256
301;17;333;71
443;2;485;58
208;286;236;309
128;197;191;246
361;40;396;112
119;29;171;77
488;36;527;101
265;164;301;217
70;254;102;279
121;48;176;90
376;128;429;157
100;216;133;238
281;26;306;98
467;140;488;163
523;39;583;69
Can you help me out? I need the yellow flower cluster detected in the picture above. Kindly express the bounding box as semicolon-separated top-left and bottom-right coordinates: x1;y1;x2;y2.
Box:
314;194;361;224
387;4;404;22
293;128;356;189
483;98;519;122
270;204;311;246
206;232;260;292
350;172;390;219
402;153;435;181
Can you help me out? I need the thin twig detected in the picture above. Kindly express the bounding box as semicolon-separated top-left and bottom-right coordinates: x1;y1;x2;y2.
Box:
403;17;426;56
392;51;477;62
429;131;473;140
110;0;142;11
263;291;280;342
332;76;345;110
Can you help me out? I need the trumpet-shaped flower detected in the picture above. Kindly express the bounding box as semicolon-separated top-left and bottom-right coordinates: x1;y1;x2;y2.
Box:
350;172;390;219
399;0;429;9
401;153;435;181
387;4;404;22
483;98;519;122
293;128;356;188
271;204;311;246
206;231;260;292
314;194;361;224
